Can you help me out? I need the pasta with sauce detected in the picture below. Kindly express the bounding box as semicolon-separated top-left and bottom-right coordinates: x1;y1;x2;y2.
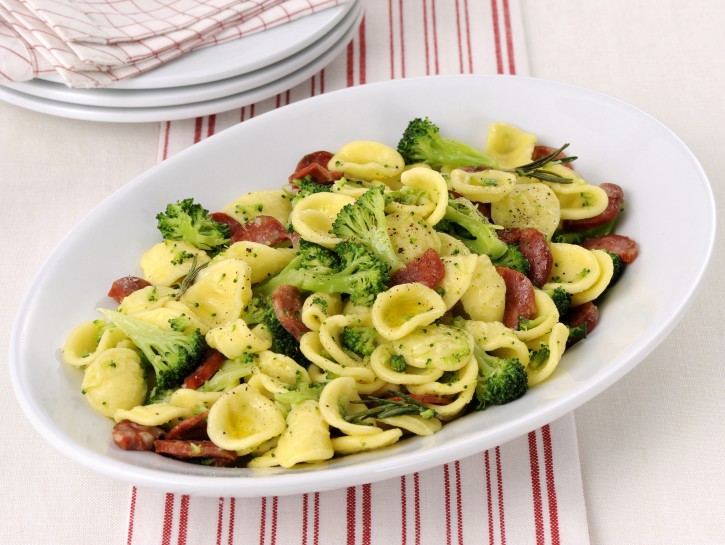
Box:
61;120;638;469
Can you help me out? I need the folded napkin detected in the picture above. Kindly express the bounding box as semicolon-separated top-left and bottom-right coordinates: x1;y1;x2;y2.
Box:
0;0;351;87
127;417;590;545
126;2;590;544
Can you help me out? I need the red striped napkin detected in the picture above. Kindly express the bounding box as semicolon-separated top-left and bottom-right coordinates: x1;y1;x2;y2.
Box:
129;2;590;544
127;418;588;545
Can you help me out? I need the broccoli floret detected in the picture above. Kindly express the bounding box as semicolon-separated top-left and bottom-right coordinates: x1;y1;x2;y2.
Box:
341;326;378;357
545;286;572;317
528;345;551;370
290;176;333;206
99;309;205;391
274;382;325;404
566;323;587;347
436;197;508;259
156;198;230;252
331;185;403;272
491;243;530;275
473;345;528;409
257;240;389;306
397;117;498;170
604;250;625;289
199;354;257;392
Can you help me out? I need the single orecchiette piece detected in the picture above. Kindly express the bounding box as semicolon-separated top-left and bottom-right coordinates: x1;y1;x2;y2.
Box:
318;376;385;436
63;320;128;367
81;347;147;418
301;292;343;332
459;255;506;323
223;189;292;225
438;254;479;310
490;182;561;240
328;141;405;182
214;241;295;284
205;319;272;359
274;400;334;468
391;324;474;372
449;168;517;203
330;428;403;455
289;192;356;248
386;210;442;264
543;243;602;295
179;258;253;329
393;166;449;225
117;285;177;315
484;122;537;169
113;403;192;426
140;240;210;287
369;343;444;385
206;383;286;454
570;249;616;306
513;289;561;343
371;283;447;341
526;322;569;386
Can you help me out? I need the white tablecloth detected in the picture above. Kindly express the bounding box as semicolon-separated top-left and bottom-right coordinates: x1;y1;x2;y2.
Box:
1;1;723;544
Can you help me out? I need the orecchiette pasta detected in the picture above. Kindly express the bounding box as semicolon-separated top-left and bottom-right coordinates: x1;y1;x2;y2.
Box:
62;119;637;469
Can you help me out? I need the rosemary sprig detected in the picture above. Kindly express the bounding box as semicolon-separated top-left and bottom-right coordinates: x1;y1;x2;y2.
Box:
345;391;437;424
175;255;209;300
505;143;577;184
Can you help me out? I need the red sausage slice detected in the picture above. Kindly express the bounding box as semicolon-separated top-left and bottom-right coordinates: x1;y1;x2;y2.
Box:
165;411;209;441
390;248;446;289
581;234;639;264
108;276;151;303
181;349;225;390
209;211;243;239
497;227;553;288
155;439;237;466
289;150;342;184
564;301;600;334
112;420;164;451
231;215;292;247
272;285;310;341
495;266;537;330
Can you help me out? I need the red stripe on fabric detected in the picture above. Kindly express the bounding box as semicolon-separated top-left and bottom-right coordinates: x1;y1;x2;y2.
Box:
431;0;440;74
161;493;175;545
453;0;464;74
422;0;431;75
259;497;268;545
387;0;395;79
397;0;406;77
228;498;235;545
502;0;516;74
160;121;171;161
313;493;320;545
193;117;203;144
443;464;452;545
454;460;464;545
543;425;561;545
320;69;326;94
126;486;137;545
400;476;408;545
207;115;216;138
528;431;545;545
346;38;355;86
216;498;224;545
484;451;494;545
177;495;190;545
358;15;366;84
496;446;507;545
302;494;309;545
362;484;372;545
490;0;503;74
271;496;279;545
414;473;421;545
462;0;473;73
346;487;356;545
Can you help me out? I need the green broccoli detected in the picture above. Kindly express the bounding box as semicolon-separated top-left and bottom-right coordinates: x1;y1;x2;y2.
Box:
602;251;625;292
331;185;404;272
341;326;378;357
396;117;498;170
274;382;325;404
566;323;587;347
256;241;389;306
435;196;508;259
99;309;205;391
156;198;230;252
473;345;528;409
545;286;572;317
491;243;530;275
199;354;257;392
290;176;333;206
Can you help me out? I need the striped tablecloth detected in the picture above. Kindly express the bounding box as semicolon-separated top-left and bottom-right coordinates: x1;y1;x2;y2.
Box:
129;2;590;544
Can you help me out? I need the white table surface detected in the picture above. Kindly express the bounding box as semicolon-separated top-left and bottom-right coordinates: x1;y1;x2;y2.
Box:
1;1;723;544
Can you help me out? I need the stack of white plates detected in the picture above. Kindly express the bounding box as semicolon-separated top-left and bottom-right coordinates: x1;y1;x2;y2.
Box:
0;0;363;123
